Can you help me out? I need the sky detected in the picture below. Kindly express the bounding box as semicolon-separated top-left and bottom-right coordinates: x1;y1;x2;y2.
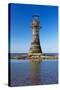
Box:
9;3;58;53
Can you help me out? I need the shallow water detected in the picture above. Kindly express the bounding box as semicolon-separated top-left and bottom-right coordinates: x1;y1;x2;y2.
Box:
9;59;58;86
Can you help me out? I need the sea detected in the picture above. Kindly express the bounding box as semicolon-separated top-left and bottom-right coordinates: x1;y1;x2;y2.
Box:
9;58;58;86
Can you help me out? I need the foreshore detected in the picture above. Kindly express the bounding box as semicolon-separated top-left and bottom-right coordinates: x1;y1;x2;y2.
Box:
10;53;58;60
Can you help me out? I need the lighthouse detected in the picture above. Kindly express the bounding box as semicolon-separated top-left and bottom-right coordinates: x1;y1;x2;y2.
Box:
29;15;42;56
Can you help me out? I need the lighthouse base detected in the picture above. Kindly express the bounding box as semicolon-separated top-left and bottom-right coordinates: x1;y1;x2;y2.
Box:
28;52;43;59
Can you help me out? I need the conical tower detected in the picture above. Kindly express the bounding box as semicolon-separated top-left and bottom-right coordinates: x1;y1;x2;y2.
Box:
29;15;42;56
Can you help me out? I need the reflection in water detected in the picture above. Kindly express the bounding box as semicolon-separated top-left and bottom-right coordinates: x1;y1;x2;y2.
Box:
30;59;42;85
10;59;58;86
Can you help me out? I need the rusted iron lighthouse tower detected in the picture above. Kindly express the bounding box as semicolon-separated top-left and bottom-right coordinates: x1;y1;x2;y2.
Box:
29;15;42;56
